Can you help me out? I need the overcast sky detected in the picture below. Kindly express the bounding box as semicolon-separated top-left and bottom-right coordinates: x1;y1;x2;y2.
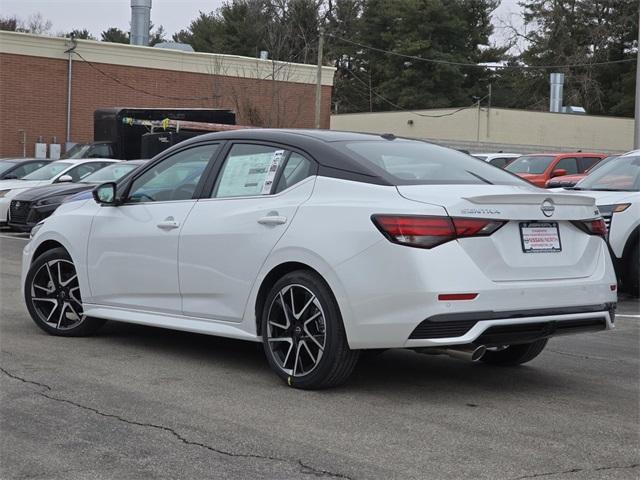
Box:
0;0;522;45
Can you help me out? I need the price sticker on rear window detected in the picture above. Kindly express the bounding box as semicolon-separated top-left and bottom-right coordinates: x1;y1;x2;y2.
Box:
520;222;562;253
261;150;284;194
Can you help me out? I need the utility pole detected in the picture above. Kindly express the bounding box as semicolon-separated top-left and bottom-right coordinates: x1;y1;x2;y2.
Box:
486;83;492;139
65;35;77;148
635;9;640;149
314;28;324;129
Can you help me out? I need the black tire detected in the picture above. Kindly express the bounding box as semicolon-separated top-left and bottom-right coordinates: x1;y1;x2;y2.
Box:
261;270;359;389
24;247;105;337
623;246;639;298
480;339;548;366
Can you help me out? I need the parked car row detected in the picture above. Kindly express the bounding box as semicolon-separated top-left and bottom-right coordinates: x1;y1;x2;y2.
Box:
0;158;148;228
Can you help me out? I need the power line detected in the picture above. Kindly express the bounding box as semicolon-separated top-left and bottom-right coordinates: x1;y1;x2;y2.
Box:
344;67;487;118
329;34;636;70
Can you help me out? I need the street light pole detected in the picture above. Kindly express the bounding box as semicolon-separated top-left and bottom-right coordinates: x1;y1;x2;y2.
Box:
635;9;640;149
314;28;324;129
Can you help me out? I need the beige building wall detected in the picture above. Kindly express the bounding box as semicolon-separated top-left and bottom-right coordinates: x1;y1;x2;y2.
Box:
331;107;634;154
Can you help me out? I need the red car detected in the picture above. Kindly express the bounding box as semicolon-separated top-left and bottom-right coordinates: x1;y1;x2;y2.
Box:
505;152;607;187
545;155;618;188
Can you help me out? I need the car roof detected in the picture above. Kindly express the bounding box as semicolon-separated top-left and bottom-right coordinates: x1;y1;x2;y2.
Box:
52;158;119;164
180;128;394;145
523;152;605;157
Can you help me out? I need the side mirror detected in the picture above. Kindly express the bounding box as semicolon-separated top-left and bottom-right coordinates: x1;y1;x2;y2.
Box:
551;168;567;178
57;174;73;183
93;182;117;205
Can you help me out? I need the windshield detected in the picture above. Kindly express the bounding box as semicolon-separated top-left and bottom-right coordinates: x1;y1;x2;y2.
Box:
61;144;90;159
575;155;640;192
340;141;529;186
22;162;72;180
506;155;554;174
82;162;140;183
0;161;18;175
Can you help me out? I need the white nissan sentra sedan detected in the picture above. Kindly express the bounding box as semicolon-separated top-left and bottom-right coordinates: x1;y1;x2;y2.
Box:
22;130;617;389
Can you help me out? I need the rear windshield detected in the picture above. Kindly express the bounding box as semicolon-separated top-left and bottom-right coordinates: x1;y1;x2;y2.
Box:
506;155;554;174
340;141;528;186
22;162;72;180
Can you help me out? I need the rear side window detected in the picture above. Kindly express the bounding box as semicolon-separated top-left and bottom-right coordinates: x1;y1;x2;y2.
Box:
579;157;602;172
489;157;513;169
555;157;578;175
274;153;313;193
340;141;528;186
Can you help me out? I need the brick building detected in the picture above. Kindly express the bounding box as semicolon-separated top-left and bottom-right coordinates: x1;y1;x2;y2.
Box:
0;31;335;158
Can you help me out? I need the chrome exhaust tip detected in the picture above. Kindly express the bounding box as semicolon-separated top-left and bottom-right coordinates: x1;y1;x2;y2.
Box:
417;345;487;362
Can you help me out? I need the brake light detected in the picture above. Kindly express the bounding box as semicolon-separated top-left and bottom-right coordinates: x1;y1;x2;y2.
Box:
572;218;607;238
371;215;505;249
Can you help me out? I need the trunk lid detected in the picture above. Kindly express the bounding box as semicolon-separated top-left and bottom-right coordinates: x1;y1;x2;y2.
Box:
396;185;603;281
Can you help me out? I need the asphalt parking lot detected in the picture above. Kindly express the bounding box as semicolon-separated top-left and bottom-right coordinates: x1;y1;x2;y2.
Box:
1;230;638;480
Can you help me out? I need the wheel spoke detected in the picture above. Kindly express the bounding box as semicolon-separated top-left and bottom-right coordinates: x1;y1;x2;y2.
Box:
295;295;316;320
278;292;291;329
268;337;293;343
281;341;294;368
69;287;82;307
45;262;56;288
57;261;64;288
293;342;303;376
33;283;54;294
44;300;59;324
300;340;317;365
60;272;77;287
67;301;83;320
56;302;68;328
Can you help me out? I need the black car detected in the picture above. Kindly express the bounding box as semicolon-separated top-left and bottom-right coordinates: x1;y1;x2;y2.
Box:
8;160;146;232
0;158;51;180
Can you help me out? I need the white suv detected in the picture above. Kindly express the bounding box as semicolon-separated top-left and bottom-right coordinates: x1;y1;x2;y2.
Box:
556;151;639;295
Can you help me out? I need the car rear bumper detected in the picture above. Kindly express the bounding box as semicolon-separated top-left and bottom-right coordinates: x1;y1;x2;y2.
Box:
404;303;614;348
332;237;618;349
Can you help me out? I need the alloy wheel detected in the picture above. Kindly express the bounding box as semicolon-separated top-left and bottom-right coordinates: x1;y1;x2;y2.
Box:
266;284;327;377
29;259;85;330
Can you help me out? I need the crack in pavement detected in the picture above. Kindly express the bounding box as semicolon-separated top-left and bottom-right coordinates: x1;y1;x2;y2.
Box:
546;349;629;363
509;463;640;479
0;366;352;480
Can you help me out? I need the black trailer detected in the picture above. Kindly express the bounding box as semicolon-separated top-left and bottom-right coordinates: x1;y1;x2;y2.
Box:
93;107;236;159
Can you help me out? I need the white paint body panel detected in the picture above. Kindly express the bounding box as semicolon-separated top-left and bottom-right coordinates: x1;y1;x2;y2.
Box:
23;175;617;349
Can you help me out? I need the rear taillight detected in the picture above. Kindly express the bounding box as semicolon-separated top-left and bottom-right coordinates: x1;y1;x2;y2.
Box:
371;215;505;249
571;218;607;238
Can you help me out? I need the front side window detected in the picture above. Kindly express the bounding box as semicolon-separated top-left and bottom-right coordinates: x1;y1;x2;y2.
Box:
506;155;555;175
213;144;286;198
22;162;72;180
489;157;513;169
128;144;218;202
555;157;578;175
340;141;528;186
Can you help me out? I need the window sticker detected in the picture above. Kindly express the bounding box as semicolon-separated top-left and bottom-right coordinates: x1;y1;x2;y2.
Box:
261;150;285;194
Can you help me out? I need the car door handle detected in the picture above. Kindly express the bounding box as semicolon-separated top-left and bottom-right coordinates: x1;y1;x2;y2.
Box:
157;217;180;230
257;215;287;226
